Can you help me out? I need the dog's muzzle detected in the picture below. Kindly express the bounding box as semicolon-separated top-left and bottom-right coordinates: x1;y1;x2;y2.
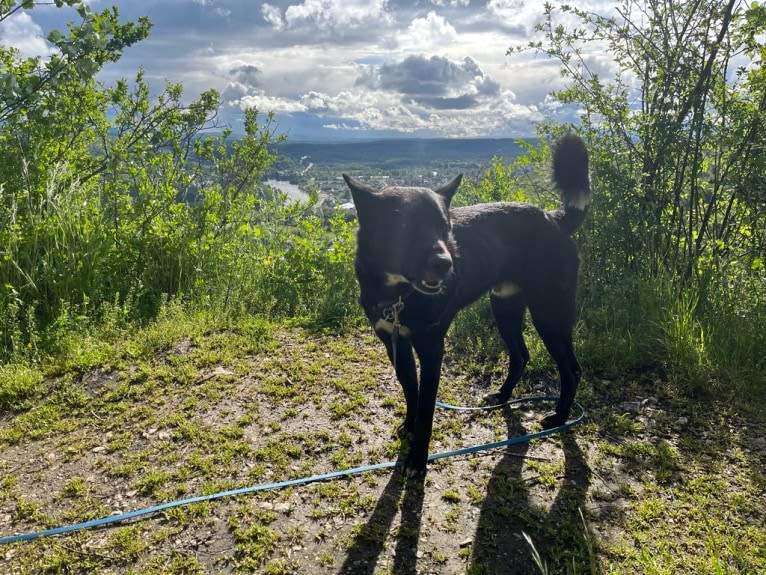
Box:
417;280;444;295
416;250;453;295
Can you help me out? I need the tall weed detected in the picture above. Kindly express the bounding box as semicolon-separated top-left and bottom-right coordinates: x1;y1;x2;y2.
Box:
0;165;104;359
700;269;766;392
661;287;708;387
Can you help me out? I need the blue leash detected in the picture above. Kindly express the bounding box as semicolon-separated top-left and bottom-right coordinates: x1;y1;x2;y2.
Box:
0;395;584;546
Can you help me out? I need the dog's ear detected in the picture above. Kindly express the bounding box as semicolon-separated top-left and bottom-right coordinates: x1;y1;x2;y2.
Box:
343;174;377;205
343;174;378;225
435;174;462;204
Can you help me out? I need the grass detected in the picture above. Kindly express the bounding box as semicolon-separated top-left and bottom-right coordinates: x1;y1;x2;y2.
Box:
0;311;764;574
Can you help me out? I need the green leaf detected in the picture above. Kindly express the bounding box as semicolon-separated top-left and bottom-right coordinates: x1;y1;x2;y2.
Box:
46;29;65;44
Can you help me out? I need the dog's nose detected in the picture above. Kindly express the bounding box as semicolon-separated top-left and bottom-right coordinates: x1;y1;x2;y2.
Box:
425;251;453;280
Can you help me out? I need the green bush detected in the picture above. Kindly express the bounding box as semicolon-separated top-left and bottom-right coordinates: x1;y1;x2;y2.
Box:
0;1;365;361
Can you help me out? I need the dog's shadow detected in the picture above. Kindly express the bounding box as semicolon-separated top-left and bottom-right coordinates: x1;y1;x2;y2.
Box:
469;405;591;574
338;446;425;575
337;407;591;575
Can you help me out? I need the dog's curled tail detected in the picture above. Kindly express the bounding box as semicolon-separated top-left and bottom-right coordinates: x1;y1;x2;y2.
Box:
551;134;591;235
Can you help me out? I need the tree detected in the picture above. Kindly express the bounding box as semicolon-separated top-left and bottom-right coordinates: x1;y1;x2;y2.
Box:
511;0;766;381
0;2;290;357
0;0;150;122
516;0;765;285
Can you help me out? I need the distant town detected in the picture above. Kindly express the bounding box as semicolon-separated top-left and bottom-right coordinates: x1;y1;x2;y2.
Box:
263;137;532;207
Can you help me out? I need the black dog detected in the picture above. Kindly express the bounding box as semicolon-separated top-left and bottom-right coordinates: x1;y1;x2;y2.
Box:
343;134;590;477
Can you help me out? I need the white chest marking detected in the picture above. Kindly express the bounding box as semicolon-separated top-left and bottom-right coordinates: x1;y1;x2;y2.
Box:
374;319;412;337
385;273;410;287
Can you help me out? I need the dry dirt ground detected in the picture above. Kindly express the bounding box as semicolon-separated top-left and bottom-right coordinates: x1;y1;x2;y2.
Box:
0;323;764;574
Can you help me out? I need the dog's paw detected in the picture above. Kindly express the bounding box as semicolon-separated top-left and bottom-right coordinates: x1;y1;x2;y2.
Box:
402;454;428;480
395;421;414;439
482;390;510;406
540;412;568;429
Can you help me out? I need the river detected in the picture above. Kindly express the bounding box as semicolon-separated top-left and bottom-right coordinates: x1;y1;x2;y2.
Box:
263;179;309;202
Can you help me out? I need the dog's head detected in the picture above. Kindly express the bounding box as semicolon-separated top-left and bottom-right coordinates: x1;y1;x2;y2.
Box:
343;174;462;296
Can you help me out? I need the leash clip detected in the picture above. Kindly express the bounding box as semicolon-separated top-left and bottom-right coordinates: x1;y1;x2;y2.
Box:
383;297;405;368
382;297;405;326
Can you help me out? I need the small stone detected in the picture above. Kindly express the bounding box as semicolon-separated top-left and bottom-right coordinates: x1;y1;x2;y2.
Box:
621;401;641;413
459;538;472;548
676;417;689;426
92;446;107;453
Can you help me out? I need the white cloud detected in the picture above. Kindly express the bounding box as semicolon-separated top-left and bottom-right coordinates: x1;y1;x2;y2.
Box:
301;89;397;116
486;0;545;35
214;41;554;137
283;0;391;31
430;0;470;6
190;0;611;137
398;11;458;50
258;80;547;137
261;3;284;30
0;12;55;59
356;54;501;112
222;81;250;102
236;90;307;114
191;0;230;17
34;0;624;138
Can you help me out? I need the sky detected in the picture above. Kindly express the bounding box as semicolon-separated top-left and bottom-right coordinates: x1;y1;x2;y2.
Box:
4;0;620;140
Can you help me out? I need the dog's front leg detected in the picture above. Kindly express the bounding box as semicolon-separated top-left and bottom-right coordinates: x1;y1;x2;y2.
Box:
380;333;418;437
404;335;445;478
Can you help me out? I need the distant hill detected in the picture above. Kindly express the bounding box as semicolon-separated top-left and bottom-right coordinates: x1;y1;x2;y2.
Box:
271;138;532;167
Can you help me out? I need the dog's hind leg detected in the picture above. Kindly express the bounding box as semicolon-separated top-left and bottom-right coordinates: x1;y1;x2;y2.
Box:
382;334;418;437
526;257;581;428
534;327;580;429
484;290;529;404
